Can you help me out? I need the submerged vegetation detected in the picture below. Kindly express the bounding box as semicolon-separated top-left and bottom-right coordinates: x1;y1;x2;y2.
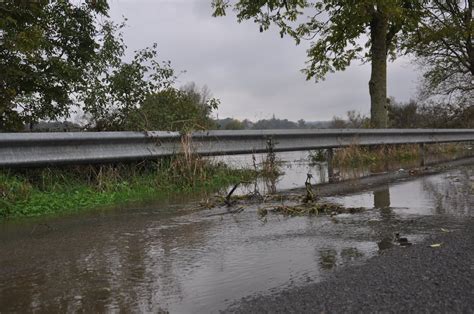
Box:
0;156;255;219
269;203;365;217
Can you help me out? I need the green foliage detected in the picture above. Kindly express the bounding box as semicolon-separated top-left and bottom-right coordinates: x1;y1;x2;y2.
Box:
77;22;216;132
212;0;426;128
310;149;327;162
0;0;109;130
0;161;255;219
388;99;421;128
330;110;370;128
252;116;298;129
0;2;180;131
216;118;253;130
416;102;473;128
212;0;424;80
388;98;474;128
224;119;246;130
404;0;473;103
123;83;219;132
81;23;178;130
297;119;306;128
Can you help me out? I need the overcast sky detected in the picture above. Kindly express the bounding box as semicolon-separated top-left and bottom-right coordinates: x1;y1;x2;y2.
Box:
108;0;421;121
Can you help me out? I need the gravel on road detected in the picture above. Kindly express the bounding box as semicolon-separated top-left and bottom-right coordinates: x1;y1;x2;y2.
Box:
227;219;474;313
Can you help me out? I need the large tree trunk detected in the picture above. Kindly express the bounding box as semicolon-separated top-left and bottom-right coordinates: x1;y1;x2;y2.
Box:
467;0;473;76
369;11;389;128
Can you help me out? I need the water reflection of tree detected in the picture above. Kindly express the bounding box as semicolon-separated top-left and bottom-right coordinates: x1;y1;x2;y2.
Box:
336;166;370;181
318;247;364;270
340;247;364;263
372;186;398;251
0;210;217;313
377;237;394;250
422;169;472;216
319;248;337;270
373;185;395;221
144;218;215;309
313;163;327;184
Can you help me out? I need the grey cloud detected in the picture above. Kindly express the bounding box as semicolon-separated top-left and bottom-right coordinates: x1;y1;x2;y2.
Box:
109;0;420;121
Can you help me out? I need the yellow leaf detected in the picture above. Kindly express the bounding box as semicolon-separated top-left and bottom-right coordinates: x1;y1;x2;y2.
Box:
429;243;442;248
440;228;450;232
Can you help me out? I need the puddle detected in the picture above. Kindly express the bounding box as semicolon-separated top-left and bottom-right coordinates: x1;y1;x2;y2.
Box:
212;149;473;195
0;155;472;313
325;168;473;217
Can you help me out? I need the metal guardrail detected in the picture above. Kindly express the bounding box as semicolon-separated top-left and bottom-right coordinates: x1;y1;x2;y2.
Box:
1;129;473;167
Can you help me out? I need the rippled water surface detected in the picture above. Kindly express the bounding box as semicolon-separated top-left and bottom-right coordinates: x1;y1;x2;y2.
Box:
0;153;472;313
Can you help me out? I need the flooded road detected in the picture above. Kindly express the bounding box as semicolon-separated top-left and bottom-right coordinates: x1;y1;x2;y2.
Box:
0;153;473;313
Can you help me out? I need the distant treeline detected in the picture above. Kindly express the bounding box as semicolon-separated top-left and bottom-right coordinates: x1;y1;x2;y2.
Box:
214;98;473;130
25;116;332;132
22;97;473;132
330;99;473;129
215;116;331;130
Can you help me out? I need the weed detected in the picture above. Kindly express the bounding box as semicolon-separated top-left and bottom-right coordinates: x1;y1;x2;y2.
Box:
309;149;327;163
332;144;420;167
268;202;365;216
426;143;466;155
259;138;284;180
0;157;255;219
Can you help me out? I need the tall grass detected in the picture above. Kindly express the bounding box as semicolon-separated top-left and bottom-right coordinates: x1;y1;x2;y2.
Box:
322;142;470;167
260;138;284;178
333;144;420;167
0;154;255;219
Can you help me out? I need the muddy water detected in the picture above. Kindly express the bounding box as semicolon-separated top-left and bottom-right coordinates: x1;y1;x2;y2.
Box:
214;149;472;193
0;155;473;313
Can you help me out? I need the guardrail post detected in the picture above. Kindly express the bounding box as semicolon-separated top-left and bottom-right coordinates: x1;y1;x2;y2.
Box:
419;143;426;167
327;148;334;182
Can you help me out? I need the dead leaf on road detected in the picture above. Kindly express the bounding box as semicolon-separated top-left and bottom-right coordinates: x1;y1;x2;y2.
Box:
429;243;442;248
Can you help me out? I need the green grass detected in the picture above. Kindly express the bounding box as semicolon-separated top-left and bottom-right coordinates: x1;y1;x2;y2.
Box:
0;157;256;219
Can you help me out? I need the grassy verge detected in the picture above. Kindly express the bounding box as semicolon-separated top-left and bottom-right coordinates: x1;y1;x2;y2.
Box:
310;143;471;167
332;144;420;167
0;156;256;219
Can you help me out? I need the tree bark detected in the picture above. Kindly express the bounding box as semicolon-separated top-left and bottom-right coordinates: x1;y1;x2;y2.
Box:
467;0;473;76
369;11;389;128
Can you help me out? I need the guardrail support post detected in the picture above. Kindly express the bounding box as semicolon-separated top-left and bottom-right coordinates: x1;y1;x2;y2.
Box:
419;143;426;167
327;148;334;182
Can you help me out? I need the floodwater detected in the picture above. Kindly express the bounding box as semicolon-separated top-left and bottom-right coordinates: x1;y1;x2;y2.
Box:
214;149;473;193
0;152;473;313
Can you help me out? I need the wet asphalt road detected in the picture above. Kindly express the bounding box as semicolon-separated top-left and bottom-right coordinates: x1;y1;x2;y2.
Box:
227;219;474;313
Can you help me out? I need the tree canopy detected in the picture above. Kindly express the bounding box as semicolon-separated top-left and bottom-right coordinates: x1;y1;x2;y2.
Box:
405;0;473;104
0;1;197;132
123;83;219;133
79;22;177;130
0;0;109;130
212;0;426;128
